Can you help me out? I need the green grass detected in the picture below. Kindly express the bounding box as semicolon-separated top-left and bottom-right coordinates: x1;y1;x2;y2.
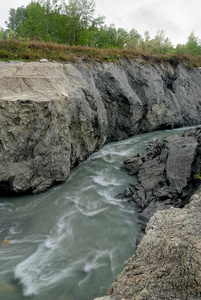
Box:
1;39;201;67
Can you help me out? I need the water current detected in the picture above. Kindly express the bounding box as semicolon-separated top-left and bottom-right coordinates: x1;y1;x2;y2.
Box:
0;126;195;300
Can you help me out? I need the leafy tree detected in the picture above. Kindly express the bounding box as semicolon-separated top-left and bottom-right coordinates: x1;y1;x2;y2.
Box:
116;28;129;48
150;30;173;54
5;6;27;36
62;0;105;45
0;27;6;39
3;0;201;56
126;28;141;51
175;43;186;55
92;25;117;48
5;0;105;45
22;2;47;40
185;31;201;55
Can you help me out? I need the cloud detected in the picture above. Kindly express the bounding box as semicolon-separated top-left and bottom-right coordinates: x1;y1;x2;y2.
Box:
127;6;184;44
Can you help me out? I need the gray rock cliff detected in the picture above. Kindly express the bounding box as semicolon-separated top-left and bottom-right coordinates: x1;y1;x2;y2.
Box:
0;59;201;194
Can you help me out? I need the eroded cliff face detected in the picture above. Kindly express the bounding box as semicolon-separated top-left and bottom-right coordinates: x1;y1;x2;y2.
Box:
0;59;201;194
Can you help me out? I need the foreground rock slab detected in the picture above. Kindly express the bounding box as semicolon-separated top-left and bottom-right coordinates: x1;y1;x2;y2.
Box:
106;192;201;300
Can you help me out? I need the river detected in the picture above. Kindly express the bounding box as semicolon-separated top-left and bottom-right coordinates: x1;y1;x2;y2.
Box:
0;126;194;300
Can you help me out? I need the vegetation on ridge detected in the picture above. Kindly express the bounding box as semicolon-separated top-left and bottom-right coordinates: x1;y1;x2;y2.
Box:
1;39;201;68
0;0;201;66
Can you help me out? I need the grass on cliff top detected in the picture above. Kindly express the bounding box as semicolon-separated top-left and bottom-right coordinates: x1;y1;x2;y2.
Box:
1;39;201;68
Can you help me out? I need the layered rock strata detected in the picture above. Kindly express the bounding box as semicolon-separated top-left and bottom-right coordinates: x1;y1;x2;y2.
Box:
0;60;201;194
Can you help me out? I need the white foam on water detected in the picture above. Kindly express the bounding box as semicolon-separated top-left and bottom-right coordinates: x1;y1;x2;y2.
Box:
93;176;119;187
70;193;109;217
86;144;132;163
11;235;46;245
78;249;113;287
97;190;125;209
14;216;77;296
8;226;21;236
15;256;85;296
83;249;110;273
76;205;108;217
92;167;126;189
108;248;118;274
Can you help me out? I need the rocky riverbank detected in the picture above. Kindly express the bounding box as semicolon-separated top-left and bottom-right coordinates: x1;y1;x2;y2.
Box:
106;191;201;300
1;59;201;194
123;127;201;223
95;127;201;300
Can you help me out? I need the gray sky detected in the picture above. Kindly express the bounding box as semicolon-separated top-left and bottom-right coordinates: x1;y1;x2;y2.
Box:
0;0;201;46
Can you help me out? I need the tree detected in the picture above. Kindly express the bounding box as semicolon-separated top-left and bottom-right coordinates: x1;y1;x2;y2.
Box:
126;28;141;51
93;25;119;48
0;27;6;39
5;0;105;45
185;31;201;55
116;28;129;48
22;2;47;40
62;0;105;45
150;30;173;54
5;6;27;33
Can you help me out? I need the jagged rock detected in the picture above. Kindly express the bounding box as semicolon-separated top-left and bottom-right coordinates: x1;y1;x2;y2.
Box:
1;60;201;194
123;127;201;222
106;192;201;300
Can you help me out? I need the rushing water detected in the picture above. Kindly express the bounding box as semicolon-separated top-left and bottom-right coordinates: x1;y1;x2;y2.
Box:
0;126;197;300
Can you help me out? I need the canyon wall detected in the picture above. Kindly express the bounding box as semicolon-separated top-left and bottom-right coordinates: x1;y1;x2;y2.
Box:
0;59;201;194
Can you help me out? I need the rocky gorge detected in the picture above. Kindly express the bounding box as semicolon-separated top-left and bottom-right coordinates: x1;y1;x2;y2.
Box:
1;58;201;299
0;59;201;194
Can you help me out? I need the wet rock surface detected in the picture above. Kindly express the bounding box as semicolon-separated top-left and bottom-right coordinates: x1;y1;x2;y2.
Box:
1;60;201;193
123;127;201;223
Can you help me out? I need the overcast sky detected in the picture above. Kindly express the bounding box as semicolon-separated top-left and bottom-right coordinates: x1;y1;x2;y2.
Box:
0;0;201;46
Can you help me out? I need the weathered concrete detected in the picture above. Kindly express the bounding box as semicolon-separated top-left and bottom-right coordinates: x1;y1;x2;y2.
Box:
0;59;201;194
